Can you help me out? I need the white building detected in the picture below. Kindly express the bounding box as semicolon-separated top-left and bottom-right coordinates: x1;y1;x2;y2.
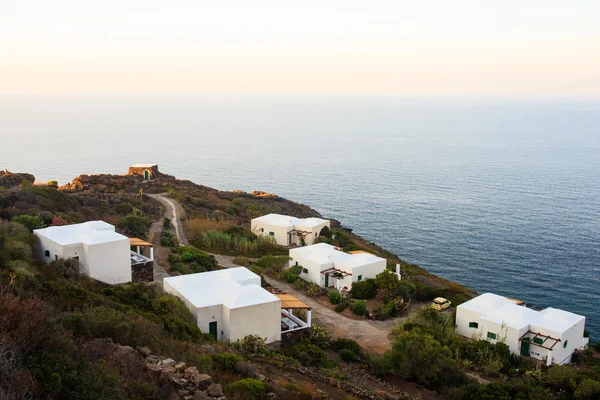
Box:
289;243;387;291
164;268;284;343
456;293;589;365
251;214;330;246
34;221;133;285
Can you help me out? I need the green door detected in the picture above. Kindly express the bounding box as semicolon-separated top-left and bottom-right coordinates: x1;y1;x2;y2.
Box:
209;321;217;340
144;170;149;180
324;274;329;287
521;338;530;356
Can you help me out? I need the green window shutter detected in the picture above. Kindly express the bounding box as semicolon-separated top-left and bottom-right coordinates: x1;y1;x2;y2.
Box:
469;322;479;328
533;338;544;345
303;268;308;274
269;232;274;236
563;340;568;348
487;332;497;340
358;275;362;281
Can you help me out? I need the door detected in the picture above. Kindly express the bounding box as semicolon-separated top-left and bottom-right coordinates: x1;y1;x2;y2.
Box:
209;321;217;340
144;170;149;180
521;338;530;356
324;274;329;287
288;233;292;245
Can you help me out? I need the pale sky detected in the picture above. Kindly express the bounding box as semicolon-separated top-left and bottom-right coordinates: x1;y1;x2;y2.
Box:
1;0;599;96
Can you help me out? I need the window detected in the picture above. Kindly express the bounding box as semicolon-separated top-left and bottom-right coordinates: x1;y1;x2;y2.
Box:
44;250;50;257
487;332;497;340
303;268;308;274
563;340;568;348
468;322;479;329
269;232;274;236
533;337;544;345
55;255;58;261
358;275;363;281
295;262;298;266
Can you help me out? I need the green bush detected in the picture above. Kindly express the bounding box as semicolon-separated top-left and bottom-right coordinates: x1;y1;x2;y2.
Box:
26;350;122;399
574;379;600;400
329;290;342;304
350;279;377;299
288;339;327;367
331;338;362;355
169;246;217;272
115;202;134;215
11;214;44;232
340;348;358;362
350;300;367;316
335;302;348;313
211;353;243;370
117;214;151;238
227;378;266;400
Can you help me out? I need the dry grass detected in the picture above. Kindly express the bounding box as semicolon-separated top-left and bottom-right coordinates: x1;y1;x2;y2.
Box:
185;218;232;237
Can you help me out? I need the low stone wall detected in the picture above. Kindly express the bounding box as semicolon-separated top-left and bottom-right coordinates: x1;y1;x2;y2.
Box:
132;261;154;282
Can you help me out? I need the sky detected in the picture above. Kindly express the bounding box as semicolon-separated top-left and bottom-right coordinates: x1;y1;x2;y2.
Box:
1;1;600;97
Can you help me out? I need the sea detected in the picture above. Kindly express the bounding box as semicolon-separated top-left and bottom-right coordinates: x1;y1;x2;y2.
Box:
1;95;599;339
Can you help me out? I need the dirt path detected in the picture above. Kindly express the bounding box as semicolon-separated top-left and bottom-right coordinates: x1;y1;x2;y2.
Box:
147;193;397;354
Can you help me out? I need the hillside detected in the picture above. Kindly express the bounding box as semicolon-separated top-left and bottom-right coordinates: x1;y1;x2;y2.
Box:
1;170;599;400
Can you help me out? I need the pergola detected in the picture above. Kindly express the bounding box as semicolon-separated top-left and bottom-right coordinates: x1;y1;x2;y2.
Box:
271;291;312;333
321;267;352;280
129;238;154;265
519;330;562;351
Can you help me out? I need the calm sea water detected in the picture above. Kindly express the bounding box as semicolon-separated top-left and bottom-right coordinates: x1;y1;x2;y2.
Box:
1;95;599;338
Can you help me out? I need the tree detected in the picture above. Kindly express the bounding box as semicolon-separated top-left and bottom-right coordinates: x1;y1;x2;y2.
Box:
11;215;44;232
375;269;402;302
575;379;600;400
117;215;151;238
350;279;377;299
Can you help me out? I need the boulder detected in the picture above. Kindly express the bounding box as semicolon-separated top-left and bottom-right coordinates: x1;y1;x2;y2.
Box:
192;374;213;390
207;384;223;397
161;358;176;366
136;346;152;357
171;377;188;388
175;361;187;371
193;392;209;400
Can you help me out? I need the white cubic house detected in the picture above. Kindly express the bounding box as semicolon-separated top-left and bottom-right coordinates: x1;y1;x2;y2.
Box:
34;221;133;285
289;243;387;291
251;214;330;246
164;268;282;343
456;293;589;365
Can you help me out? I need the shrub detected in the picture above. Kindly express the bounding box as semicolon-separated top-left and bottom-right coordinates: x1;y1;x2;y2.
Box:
319;226;332;238
329;290;342;304
306;282;324;297
595;341;600;352
233;335;269;356
308;325;332;348
234;256;251;267
350;279;377;299
350;300;367;316
26;350;122;399
47;180;58;188
227;378;266;400
574;378;600;400
369;355;392;377
163;217;172;229
335;302;348;313
340;348;358;362
11;215;44;232
211;353;243;370
117;214;151;238
115;202;133;215
331;338;362;355
288;339;327;367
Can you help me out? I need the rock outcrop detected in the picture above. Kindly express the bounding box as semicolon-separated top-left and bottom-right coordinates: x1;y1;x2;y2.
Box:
0;171;35;189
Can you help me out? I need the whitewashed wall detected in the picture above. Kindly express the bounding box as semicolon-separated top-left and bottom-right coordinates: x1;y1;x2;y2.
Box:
84;239;131;284
228;301;282;344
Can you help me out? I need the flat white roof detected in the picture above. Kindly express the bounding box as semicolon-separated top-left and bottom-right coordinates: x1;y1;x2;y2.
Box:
253;213;328;228
34;221;128;246
130;164;157;168
458;293;515;314
460;293;586;333
291;243;385;269
163;267;280;309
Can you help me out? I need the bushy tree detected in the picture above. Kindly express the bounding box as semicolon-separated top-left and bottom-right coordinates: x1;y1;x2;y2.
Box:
117;214;151;238
350;300;367;316
350;279;377;299
11;215;44;232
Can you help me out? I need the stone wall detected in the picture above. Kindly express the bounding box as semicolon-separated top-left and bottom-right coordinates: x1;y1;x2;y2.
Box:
132;261;154;283
128;165;160;180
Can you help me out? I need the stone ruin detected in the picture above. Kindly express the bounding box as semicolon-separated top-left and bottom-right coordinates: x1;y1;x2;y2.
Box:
128;164;160;181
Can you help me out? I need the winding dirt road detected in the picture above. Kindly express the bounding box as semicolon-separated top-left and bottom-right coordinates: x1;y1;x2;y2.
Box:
147;193;396;353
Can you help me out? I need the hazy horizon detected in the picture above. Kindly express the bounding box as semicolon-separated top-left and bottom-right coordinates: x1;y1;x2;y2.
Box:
2;1;600;97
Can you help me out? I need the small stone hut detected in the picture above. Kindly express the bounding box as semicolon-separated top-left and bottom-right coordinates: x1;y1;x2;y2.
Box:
128;164;160;181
